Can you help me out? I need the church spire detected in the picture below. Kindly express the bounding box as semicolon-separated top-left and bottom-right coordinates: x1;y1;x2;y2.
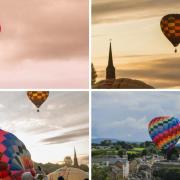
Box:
106;41;116;79
74;147;79;168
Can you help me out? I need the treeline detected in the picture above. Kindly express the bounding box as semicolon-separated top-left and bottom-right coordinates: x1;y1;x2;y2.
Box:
153;166;180;180
92;140;180;160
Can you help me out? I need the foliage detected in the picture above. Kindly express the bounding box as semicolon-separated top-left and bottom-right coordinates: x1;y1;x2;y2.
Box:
92;140;179;159
167;148;179;160
79;164;89;172
92;63;97;85
92;165;111;180
153;167;180;180
117;149;124;157
100;140;112;146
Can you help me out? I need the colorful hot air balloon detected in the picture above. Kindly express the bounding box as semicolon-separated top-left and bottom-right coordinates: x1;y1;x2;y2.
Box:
47;167;88;180
148;116;180;152
0;129;35;180
27;91;49;112
160;14;180;53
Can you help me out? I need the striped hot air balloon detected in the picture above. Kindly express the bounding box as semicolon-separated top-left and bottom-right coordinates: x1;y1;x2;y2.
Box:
148;116;180;152
0;129;35;180
160;14;180;53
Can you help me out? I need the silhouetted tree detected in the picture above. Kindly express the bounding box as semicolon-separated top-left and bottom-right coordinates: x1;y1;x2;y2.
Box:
92;63;97;85
79;164;89;172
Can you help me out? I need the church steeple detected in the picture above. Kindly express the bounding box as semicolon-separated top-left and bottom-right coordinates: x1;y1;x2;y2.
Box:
74;147;79;168
106;41;116;79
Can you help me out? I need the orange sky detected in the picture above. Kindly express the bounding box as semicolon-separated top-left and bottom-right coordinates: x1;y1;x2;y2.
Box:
92;0;180;88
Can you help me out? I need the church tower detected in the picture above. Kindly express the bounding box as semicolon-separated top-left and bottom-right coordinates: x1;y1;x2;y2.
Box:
106;41;116;79
74;147;79;168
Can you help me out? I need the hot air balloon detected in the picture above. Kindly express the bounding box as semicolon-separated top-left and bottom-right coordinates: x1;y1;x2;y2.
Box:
148;116;180;153
0;129;35;180
160;14;180;53
47;167;88;180
27;91;49;112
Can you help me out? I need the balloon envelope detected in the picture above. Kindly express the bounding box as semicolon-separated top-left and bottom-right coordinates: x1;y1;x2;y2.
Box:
0;129;35;179
47;167;88;180
27;91;49;110
160;14;180;49
148;116;180;151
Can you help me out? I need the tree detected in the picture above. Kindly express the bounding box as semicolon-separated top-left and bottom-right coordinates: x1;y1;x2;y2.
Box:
79;164;89;172
64;156;72;167
118;149;124;157
92;63;97;85
141;149;147;156
100;140;112;146
167;148;179;160
92;165;111;180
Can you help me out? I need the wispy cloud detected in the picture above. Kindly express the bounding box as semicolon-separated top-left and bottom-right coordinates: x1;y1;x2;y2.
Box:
0;92;89;134
42;127;89;144
92;0;180;24
0;91;89;163
94;56;180;88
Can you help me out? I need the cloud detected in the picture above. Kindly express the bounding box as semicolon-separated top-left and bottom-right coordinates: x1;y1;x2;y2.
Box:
92;92;180;141
0;92;89;163
41;127;89;144
0;0;89;88
95;56;180;88
0;0;88;62
92;0;180;24
79;155;89;162
0;91;89;135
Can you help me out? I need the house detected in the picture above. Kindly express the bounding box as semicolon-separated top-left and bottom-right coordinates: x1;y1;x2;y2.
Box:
93;155;129;179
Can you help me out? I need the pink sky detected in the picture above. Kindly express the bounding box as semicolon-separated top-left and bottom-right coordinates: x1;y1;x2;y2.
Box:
0;0;88;88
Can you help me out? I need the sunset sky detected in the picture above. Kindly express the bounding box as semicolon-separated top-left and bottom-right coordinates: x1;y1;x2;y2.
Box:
0;0;88;88
92;0;180;88
0;91;89;164
92;91;180;143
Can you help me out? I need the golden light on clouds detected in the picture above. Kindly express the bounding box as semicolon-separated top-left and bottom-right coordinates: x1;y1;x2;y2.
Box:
92;0;180;88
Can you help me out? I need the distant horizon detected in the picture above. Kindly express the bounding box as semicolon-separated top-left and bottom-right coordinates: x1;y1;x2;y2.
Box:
92;137;180;145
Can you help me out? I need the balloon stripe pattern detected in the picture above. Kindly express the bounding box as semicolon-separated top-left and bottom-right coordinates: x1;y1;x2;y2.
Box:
160;14;180;47
0;129;35;179
148;116;180;151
